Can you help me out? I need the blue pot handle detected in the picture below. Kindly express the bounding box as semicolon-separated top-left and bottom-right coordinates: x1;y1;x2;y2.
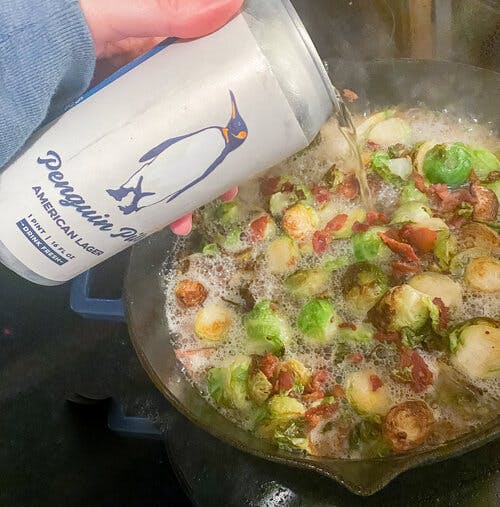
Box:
70;270;126;322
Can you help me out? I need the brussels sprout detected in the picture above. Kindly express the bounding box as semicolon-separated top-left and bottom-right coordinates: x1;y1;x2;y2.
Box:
175;279;208;308
216;201;240;226
400;183;428;205
391;202;432;225
471;181;499;223
270;192;297;217
367;118;412;148
450;247;491;276
423;143;472;187
450;319;500;379
349;417;391;458
434;230;458;269
333;208;367;239
284;269;330;299
357;109;396;140
371;152;411;186
282;203;319;241
297;299;340;345
194;303;233;341
222;227;245;253
382;401;434;452
338;323;376;345
408;272;463;308
274;418;311;453
280;359;311;386
485;180;500;206
342;263;389;316
465;256;500;293
469;147;500;179
268;395;307;419
367;285;430;333
266;236;299;274
202;243;219;257
414;140;436;175
247;370;273;405
352;227;391;262
243;301;291;356
346;369;391;416
208;357;252;411
459;222;500;256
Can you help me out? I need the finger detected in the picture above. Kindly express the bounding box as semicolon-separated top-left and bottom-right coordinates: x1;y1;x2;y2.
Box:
81;0;244;54
169;214;193;236
220;187;239;202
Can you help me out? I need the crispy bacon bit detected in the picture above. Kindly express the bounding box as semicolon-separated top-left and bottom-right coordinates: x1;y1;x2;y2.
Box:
332;384;346;399
391;261;422;280
274;371;294;392
305;370;328;393
258;354;280;382
302;390;325;403
312;230;330;254
412;172;427;193
366;140;381;152
335;173;359;200
398;348;433;393
366;210;390;226
339;322;357;331
346;352;364;364
432;297;450;331
312;184;331;205
249;215;271;242
428;184;476;214
326;214;349;232
342;88;359;103
281;181;295;193
305;403;339;432
378;232;419;262
399;225;438;254
374;331;402;344
369;374;383;392
352;220;370;233
260;176;280;196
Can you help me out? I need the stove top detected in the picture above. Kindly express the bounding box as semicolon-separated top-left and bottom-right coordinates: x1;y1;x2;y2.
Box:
2;252;500;506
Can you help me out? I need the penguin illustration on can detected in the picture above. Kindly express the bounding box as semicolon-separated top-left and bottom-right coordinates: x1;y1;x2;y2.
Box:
106;90;248;215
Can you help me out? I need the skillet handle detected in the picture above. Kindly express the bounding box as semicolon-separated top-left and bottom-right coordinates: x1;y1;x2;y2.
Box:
70;270;126;322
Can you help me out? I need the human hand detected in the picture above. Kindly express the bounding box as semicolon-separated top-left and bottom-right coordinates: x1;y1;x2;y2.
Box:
79;0;243;234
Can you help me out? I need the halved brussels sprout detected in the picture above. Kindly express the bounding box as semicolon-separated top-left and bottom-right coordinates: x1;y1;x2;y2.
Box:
450;319;500;379
458;222;500;256
208;357;252;411
414;140;436;175
349;417;391;458
485;180;500;207
268;395;306;419
297;299;340;345
216;201;240;226
284;268;331;299
270;192;297;217
247;370;273;405
222;227;245;253
338;323;376;344
391;202;432;225
274;418;311;453
282;203;319;240
382;401;434;452
175;279;208;308
400;183;428;205
357;109;396;140
367;285;430;333
469;147;500;179
465;256;500;293
423;143;472;187
346;369;391;416
194;303;233;341
434;230;458;269
471;181;499;223
280;359;311;386
371;151;411;186
408;272;463;308
243;301;292;356
352;227;391;262
266;236;299;274
367;118;412;148
342;263;389;316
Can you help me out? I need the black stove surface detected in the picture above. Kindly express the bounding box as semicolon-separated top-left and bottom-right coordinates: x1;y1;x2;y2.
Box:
1;253;500;507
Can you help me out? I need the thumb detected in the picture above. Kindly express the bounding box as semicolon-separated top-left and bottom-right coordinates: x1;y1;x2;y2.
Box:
81;0;244;54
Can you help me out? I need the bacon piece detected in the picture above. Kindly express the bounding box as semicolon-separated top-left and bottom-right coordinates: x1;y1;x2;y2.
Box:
249;215;272;243
369;374;383;392
305;403;339;432
260;176;281;196
335;173;359;200
342;88;359;103
398;348;433;393
352;220;370;233
325;214;349;232
365;210;390;226
339;322;357;331
312;184;331;205
258;354;280;382
428;184;476;214
305;370;328;394
346;352;364;364
302;390;325;403
412;172;427;193
378;232;419;262
274;371;294;392
432;297;450;331
312;230;330;254
391;261;422;281
374;331;402;344
366;140;381;152
332;384;346;399
399;225;438;254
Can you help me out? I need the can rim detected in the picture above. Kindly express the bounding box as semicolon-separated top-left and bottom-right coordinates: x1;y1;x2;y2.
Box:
281;0;341;113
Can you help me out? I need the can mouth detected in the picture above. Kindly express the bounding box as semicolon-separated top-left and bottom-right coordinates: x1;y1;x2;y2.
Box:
281;0;342;115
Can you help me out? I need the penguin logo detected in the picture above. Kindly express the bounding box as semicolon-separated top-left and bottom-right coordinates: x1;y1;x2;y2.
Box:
106;91;248;215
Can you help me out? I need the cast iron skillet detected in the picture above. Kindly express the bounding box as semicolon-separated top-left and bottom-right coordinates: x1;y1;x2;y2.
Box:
124;60;500;496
